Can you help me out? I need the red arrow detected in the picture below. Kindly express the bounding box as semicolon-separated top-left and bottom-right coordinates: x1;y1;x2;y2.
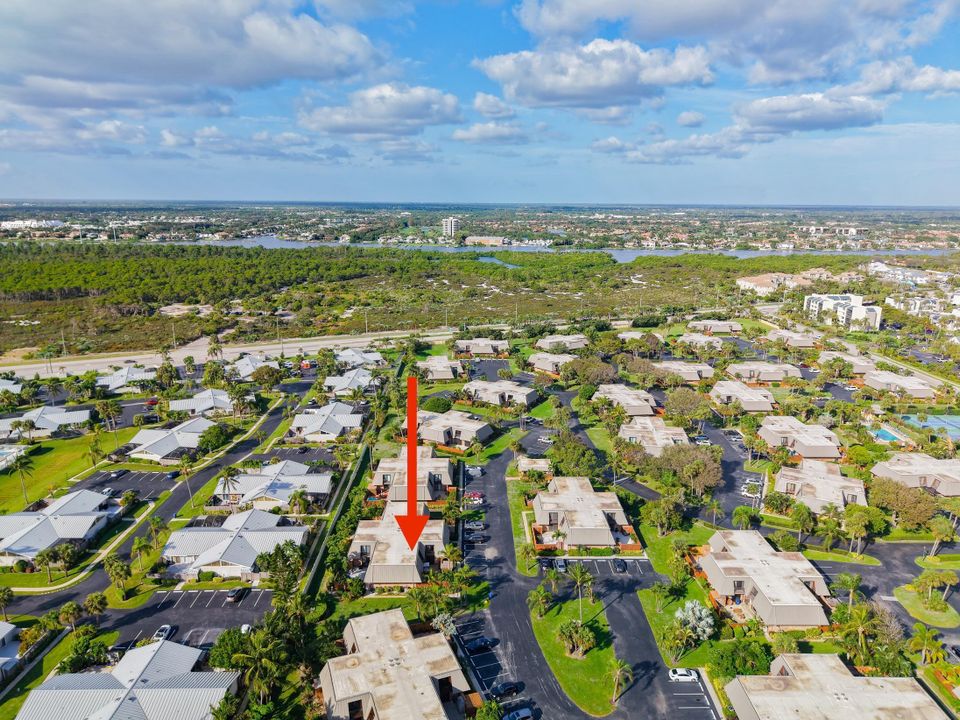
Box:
396;375;429;550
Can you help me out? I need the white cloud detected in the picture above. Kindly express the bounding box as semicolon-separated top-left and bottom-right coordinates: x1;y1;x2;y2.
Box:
843;56;960;95
153;125;351;162
452;122;529;144
298;83;462;138
0;0;382;114
735;93;885;132
475;39;712;111
591;136;636;153
677;111;705;127
473;92;516;119
313;0;413;20
625;127;754;164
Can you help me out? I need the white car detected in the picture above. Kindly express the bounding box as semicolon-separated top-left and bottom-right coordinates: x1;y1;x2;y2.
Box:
669;668;699;683
152;625;172;642
808;368;820;374
844;385;858;392
240;624;251;635
538;436;554;445
695;439;711;446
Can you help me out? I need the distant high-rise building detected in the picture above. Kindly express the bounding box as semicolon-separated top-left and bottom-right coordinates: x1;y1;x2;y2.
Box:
441;217;460;237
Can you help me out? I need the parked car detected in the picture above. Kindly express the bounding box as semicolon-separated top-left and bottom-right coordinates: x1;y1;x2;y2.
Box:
844;385;858;392
612;558;627;573
166;470;180;480
695;439;711;446
467;466;484;477
225;587;247;603
555;559;568;572
504;708;534;720
347;567;366;579
145;397;160;407
538;436;554;445
296;446;309;454
489;681;521;700
101;487;115;497
669;668;699;683
465;637;494;654
464;521;486;531
152;625;172;641
538;557;553;570
465;533;487;544
109;469;128;479
464;491;485;499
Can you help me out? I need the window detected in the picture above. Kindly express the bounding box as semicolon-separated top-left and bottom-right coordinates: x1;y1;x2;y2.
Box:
785;483;796;494
348;700;364;720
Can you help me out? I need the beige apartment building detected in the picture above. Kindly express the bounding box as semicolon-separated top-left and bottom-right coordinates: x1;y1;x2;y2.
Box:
687;320;742;334
317;609;470;720
727;361;801;384
528;352;575;375
775;460;866;514
863;370;936;399
758;416;841;459
370;446;455;502
617;416;689;456
676;332;723;349
709;381;776;412
453;338;509;356
818;351;875;375
652;360;714;382
405;409;493;449
765;328;820;349
535;333;589;351
463;379;539;408
726;653;948;720
700;530;830;628
872;452;960;496
592;383;657;416
532;477;630;548
417;355;464;381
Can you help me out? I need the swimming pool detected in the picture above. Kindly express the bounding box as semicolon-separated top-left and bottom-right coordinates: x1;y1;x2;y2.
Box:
0;445;26;471
901;414;960;440
870;428;901;443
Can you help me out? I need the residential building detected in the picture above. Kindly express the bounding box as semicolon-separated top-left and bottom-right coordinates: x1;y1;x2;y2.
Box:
128;416;215;464
593;384;657;416
14;639;239;720
516;455;551;477
96;365;156;393
289;402;364;443
710;381;775;412
736;273;811;297
652;360;714;382
0;622;20;680
406;409;493;449
231;354;279;381
370;446;455;502
804;294;882;330
617;416;689;456
866;260;932;286
417;355;464;381
0;378;22;395
725;653;949;720
687;320;742;334
453;338;508;356
0;406;90;440
818;351;875;375
168;388;237;417
463;379;538;408
323;367;374;397
212;460;333;511
162;508;307;579
863;370;936;398
348;501;448;587
775;460;866;513
316;608;470;720
727;362;801;384
464;235;508;246
676;333;723;349
765;329;819;349
441;216;461;237
758;416;841;459
617;330;664;344
700;530;830;627
532;477;630;548
535;334;589;351
335;347;385;368
872;452;960;496
528;352;575;375
0;489;121;567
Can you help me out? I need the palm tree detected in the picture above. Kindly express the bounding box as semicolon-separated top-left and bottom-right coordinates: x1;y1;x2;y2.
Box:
790;503;815;543
288;488;309;515
219;467;240;512
0;587;12;621
440;543;462;568
544;567;563;594
83;592;107;626
841;604;876;665
818;516;845;551
518;543;537;571
148;515;167;549
178;455;195;507
705;498;724;526
231;629;287;704
59;601;82;632
103;555;131;599
407;586;430;620
8;454;35;505
34;547;56;582
527;584;552;618
910;623;943;665
732;505;755;530
567;563;594;622
929;515;955;556
132;536;152;572
610;657;634;705
831;572;862;610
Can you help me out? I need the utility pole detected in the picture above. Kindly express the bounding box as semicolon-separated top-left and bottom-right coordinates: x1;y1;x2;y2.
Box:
364;308;369;334
60;329;67;357
277;317;284;357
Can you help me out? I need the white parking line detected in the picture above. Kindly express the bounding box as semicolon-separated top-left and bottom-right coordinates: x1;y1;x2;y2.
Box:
154;591;169;607
252;590;265;607
172;592;186;608
206;592;217;607
189;591;203;607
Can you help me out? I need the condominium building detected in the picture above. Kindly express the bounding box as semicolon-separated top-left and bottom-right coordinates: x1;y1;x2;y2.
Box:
370;446;455;502
592;384;657;416
758;416;841;459
727;362;801;384
687;320;742;334
617;416;689;456
803;294;882;330
863;370;936;399
775;460;866;513
872;452;960;496
709;381;775;412
652;360;714;383
441;217;461;237
463;379;538;408
818;351;875;375
532;477;630;548
535;334;589;351
765;329;820;349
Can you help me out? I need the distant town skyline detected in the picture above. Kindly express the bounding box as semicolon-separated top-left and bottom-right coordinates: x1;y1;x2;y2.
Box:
1;1;959;205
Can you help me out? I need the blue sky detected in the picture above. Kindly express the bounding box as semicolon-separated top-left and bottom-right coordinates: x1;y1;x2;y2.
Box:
1;0;959;205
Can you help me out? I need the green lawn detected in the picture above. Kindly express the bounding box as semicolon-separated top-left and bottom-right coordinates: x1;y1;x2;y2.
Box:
530;597;617;716
328;580;491;626
506;478;538;577
0;427;139;513
894;586;960;628
458;428;527;465
175;473;223;519
584;426;613;454
637;571;714;668
105;528;171;609
881;528;935;542
803;548;881;566
420;381;467;395
452;402;508;419
743;460;774;474
529;399;556;420
0;628;120;720
638;522;714;575
181;578;250;591
917;554;960;570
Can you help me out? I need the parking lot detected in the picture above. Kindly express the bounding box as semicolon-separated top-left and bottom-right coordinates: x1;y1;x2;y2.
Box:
247;446;335;467
111;588;275;647
77;469;172;500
